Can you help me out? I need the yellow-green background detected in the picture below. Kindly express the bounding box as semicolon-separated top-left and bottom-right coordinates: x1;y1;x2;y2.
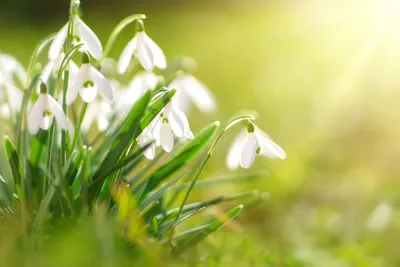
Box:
1;0;400;266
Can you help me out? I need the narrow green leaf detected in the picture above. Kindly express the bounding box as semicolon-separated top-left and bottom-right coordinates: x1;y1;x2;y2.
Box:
158;207;205;236
4;136;23;197
139;171;186;211
142;121;220;198
172;205;243;254
0;175;13;204
89;91;151;197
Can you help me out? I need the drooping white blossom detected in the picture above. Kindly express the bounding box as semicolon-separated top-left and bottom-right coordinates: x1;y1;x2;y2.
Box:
67;53;114;105
81;98;112;133
0;54;26;87
28;83;68;135
139;101;193;156
41;52;79;86
226;122;286;170
49;16;103;60
0;74;23;119
117;19;166;74
168;72;216;114
138;129;156;160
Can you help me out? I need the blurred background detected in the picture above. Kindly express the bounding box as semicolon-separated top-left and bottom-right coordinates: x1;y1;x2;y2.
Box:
1;0;400;266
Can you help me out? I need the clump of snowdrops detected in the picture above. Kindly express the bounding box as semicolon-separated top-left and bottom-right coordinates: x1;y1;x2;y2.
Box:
0;0;285;259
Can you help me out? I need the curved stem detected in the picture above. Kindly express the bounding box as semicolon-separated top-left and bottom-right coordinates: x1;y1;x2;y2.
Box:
70;103;88;153
169;115;254;245
43;125;56;199
101;14;146;62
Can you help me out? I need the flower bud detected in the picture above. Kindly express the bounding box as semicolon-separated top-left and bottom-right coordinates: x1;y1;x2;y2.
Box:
246;121;255;133
40;82;48;94
71;0;81;16
81;51;91;64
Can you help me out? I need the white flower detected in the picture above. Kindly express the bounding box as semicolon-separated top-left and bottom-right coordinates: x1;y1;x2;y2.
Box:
141;101;193;154
67;53;114;105
168;72;216;114
49;16;102;61
41;52;79;86
0;77;23;119
114;72;160;117
81;99;112;133
226;122;286;170
0;54;26;86
138;129;156;160
28;84;68;135
117;20;166;74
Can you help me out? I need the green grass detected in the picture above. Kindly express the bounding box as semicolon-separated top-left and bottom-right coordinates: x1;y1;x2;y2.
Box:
1;1;400;266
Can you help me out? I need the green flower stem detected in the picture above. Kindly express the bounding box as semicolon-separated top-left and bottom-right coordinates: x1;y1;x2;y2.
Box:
43;125;56;198
169;115;255;246
15;34;55;155
70;103;88;153
61;71;69;167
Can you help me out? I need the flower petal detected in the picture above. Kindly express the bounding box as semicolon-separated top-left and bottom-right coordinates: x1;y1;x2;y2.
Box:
137;33;155;71
256;132;286;159
159;123;174;152
240;134;257;168
49;24;68;60
91;67;114;101
40;115;54;130
143;34;166;69
139;130;156;160
226;130;247;170
180;75;216;114
170;105;193;139
28;95;45;135
117;36;137;74
79;83;97;103
76;17;103;60
47;95;67;130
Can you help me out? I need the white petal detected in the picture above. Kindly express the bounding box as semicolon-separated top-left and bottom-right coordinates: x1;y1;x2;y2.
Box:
47;95;67;130
49;24;68;60
226;130;247;170
139;130;155;160
40;115;54;130
143;34;166;69
180;75;216;114
79;83;97;103
41;61;55;84
159;123;174;153
240;134;257;169
117;37;137;74
137;33;155;72
170;105;193;139
81;101;98;132
28;96;46;134
66;65;85;105
76;17;103;60
255;132;286;159
91;67;114;101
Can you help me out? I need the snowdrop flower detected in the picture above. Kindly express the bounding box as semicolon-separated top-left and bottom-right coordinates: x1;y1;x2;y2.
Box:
81;98;112;132
28;83;68;135
117;19;166;74
48;15;102;60
141;101;193;155
41;52;79;85
0;54;26;86
0;76;23;118
67;52;114;105
138;129;156;160
226;122;286;170
168;72;216;114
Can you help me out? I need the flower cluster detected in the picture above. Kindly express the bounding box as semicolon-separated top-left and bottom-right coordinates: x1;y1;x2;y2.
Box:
0;8;285;171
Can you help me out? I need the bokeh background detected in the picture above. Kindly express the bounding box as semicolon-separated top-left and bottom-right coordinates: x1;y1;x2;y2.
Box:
1;0;400;266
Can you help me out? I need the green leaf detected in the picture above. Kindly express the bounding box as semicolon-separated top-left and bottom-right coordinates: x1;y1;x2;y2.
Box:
172;205;243;255
139;171;186;211
63;150;84;185
141;121;220;198
0;175;13;204
89;89;176;199
88;91;151;198
4;136;23;197
158;207;205;236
